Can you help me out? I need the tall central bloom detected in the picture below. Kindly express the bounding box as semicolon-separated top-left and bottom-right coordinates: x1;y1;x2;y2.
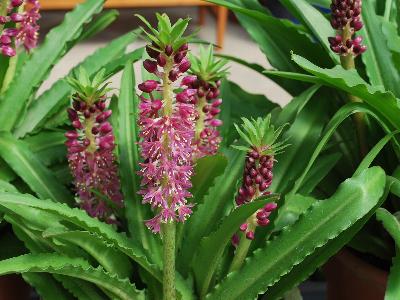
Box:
137;14;196;233
0;0;40;56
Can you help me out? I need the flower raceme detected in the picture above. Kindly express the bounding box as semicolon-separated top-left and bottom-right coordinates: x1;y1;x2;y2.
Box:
187;45;229;160
328;0;366;56
232;116;288;243
137;14;196;233
0;0;40;56
65;69;123;223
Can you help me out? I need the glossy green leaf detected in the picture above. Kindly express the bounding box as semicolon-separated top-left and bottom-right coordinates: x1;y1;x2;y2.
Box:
77;9;119;42
0;0;106;131
291;54;400;129
279;0;338;64
43;229;133;279
179;149;245;275
207;167;386;300
0;133;72;204
22;273;74;300
385;251;400;300
360;0;400;95
191;154;228;203
14;31;140;138
194;195;279;297
0;253;144;300
0;192;161;280
376;208;400;248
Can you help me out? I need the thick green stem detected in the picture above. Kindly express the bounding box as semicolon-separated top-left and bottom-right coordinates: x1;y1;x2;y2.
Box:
341;24;368;158
160;57;176;300
228;223;256;273
162;222;176;300
195;96;207;140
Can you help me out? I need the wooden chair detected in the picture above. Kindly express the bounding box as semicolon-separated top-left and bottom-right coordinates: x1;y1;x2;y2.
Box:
38;0;228;48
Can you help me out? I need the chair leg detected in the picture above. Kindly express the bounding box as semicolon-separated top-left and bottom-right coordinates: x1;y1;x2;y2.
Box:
216;6;228;50
199;6;207;26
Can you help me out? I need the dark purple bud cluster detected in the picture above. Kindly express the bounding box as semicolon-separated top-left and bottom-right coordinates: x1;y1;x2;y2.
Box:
328;0;366;56
144;42;191;82
65;95;123;222
235;148;277;241
0;0;40;57
181;76;223;159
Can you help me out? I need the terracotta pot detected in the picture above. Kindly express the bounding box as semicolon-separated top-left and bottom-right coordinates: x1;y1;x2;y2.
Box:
0;274;31;300
324;249;388;300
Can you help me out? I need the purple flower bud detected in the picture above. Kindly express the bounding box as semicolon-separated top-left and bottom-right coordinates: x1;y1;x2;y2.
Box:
179;58;191;73
353;20;363;31
143;59;158;73
165;45;173;56
210;119;223;127
257;218;270;227
10;13;24;23
212;99;223;107
181;75;197;86
264;202;278;212
3;29;18;37
138;80;158;93
169;70;179;82
240;223;248;232
179;43;188;52
65;131;79;139
157;54;166;67
92;127;99;135
246;231;255;240
174;51;185;64
100;122;113;134
96;110;112;123
72;120;82;129
96;101;106;111
210;107;220;115
1;45;16;57
353;36;363;46
146;45;159;59
151;100;163;110
0;35;11;45
176;91;189;103
11;0;24;7
67;108;78;121
0;16;8;24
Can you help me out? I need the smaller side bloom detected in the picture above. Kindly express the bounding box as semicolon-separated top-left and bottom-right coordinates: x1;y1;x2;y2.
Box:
65;68;123;223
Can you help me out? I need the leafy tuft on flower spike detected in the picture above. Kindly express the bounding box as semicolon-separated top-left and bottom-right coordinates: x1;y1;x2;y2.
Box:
65;68;123;223
137;14;196;233
186;45;229;159
232;115;288;241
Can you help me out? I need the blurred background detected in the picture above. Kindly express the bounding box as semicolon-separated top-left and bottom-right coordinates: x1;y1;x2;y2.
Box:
37;1;292;107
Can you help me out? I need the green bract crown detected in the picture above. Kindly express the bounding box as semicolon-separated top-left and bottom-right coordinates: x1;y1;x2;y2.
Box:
136;13;191;52
189;45;229;82
66;68;111;103
233;115;289;155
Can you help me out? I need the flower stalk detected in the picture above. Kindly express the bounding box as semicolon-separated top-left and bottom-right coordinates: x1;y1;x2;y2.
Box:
328;0;368;157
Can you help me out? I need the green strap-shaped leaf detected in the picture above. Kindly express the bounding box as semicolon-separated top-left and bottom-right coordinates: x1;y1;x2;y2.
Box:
118;62;161;262
43;229;133;279
0;192;160;280
279;0;339;64
24;131;67;166
360;0;400;96
77;9;119;43
14;31;140;138
291;54;400;129
179;149;244;275
22;273;74;300
0;253;144;300
0;133;73;204
191;155;228;203
376;208;400;300
207;167;386;300
0;0;106;131
194;195;279;298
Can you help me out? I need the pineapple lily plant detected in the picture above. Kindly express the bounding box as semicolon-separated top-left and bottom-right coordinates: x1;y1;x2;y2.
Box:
0;0;395;300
